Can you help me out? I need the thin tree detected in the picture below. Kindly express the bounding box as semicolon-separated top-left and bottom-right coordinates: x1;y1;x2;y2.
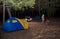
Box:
0;0;35;23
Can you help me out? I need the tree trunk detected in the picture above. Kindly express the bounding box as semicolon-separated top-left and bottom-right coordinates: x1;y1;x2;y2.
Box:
7;7;12;18
3;2;5;23
38;0;40;16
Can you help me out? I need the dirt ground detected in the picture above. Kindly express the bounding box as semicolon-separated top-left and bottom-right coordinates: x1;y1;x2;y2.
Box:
0;18;60;39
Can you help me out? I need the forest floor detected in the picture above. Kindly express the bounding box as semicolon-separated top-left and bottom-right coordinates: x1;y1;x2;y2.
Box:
0;18;60;39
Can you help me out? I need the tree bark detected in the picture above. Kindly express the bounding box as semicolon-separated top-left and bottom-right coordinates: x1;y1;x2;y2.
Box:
3;2;5;23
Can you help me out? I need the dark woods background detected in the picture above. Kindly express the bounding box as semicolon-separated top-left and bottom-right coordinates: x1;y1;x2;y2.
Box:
0;0;60;22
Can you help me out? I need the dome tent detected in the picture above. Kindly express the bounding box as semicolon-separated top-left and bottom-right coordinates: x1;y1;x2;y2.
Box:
2;3;29;32
2;17;29;32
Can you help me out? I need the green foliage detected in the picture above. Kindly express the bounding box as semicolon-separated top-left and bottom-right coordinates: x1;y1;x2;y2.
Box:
0;0;3;3
5;0;35;10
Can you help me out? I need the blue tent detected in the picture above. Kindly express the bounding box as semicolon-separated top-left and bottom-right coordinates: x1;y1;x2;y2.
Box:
2;17;28;32
34;16;40;20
